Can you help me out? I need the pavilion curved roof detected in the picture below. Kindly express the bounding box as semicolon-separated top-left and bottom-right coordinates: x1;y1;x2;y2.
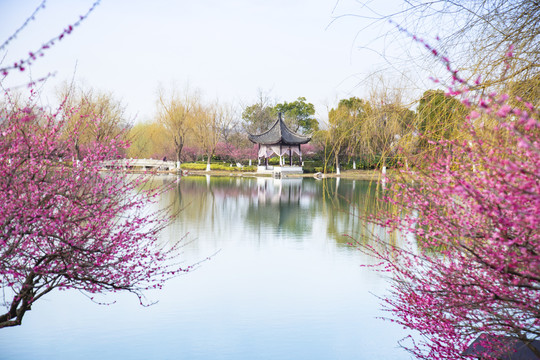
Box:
248;113;311;145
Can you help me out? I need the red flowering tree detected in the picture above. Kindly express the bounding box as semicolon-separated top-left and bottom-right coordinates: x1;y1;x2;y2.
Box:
0;103;188;329
353;34;540;359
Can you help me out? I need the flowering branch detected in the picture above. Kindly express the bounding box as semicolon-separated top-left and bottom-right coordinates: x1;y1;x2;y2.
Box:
353;25;540;359
0;0;100;77
0;102;194;329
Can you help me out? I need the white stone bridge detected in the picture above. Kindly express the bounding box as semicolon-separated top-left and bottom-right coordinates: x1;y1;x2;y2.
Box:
101;159;177;171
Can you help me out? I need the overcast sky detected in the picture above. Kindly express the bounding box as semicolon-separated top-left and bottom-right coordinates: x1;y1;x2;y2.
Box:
0;0;427;124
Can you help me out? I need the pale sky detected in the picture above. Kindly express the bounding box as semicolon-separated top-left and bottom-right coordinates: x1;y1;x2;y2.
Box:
0;0;430;124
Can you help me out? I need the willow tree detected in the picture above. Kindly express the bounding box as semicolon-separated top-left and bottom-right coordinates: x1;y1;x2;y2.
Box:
507;74;540;109
415;89;468;150
157;88;199;168
193;102;235;171
327;89;415;171
325;97;370;174
127;121;172;159
59;86;130;160
350;0;540;93
363;102;415;161
444;0;540;90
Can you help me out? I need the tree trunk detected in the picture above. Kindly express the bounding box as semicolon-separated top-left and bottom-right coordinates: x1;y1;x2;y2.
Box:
0;273;35;328
176;143;183;170
75;140;81;161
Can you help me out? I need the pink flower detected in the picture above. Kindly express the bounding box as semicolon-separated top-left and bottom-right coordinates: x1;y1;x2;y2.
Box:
496;105;512;118
517;139;529;148
469;111;481;119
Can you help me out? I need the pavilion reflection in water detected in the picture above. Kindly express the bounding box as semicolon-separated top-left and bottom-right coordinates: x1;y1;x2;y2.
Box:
255;177;304;205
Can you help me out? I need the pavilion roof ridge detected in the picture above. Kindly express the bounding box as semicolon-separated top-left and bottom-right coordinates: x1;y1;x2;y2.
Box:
250;117;281;138
247;112;311;145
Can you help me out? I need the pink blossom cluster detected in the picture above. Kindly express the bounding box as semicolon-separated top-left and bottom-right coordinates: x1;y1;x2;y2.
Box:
213;142;257;163
357;87;540;358
0;103;190;328
354;24;540;359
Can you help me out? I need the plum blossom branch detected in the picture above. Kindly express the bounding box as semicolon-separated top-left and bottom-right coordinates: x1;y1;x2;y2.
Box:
0;0;47;53
0;0;100;77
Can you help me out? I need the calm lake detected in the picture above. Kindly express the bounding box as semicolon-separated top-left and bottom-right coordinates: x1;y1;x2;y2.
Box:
1;175;411;360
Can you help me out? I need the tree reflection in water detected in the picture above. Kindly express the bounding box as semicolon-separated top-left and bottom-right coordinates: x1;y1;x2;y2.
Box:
159;175;389;252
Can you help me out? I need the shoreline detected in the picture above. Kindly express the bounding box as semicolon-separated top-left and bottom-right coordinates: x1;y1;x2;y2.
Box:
103;167;387;181
177;169;385;181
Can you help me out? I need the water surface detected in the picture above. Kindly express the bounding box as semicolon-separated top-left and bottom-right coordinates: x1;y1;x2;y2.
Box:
0;176;410;360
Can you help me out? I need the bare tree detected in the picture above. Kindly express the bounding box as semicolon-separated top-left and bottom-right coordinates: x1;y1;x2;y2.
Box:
341;0;540;94
241;89;276;134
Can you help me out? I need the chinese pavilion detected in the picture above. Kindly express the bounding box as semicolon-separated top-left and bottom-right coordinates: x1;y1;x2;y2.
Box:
248;113;311;174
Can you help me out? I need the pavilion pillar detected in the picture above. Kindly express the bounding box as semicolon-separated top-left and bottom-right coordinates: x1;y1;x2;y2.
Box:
289;147;293;166
265;156;268;168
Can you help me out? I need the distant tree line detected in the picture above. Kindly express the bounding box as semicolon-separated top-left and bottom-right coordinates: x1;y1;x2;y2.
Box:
62;80;539;174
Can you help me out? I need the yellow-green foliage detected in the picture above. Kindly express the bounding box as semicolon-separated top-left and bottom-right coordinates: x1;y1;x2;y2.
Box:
127;122;170;158
324;96;414;172
507;74;540;109
416;89;468;147
59;86;129;159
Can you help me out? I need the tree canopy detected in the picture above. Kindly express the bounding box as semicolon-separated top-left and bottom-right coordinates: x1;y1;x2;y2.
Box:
274;96;319;134
243;95;319;136
416;89;468;148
